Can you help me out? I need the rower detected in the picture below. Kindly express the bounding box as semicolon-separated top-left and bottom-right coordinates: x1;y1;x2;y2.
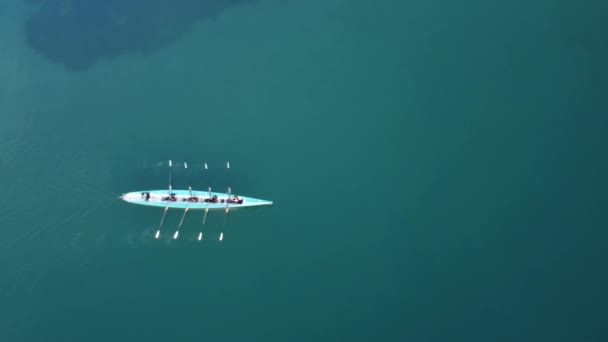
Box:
229;195;240;204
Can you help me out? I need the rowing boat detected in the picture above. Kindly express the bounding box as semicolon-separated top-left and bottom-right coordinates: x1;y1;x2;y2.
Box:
121;160;271;241
120;190;273;210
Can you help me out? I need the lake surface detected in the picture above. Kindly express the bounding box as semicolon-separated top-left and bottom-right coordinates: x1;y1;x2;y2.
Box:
1;0;606;340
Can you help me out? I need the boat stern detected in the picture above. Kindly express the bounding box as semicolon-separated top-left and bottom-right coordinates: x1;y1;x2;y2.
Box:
251;199;273;206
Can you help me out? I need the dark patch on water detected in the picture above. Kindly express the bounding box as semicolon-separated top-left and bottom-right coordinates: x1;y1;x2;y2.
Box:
24;0;256;71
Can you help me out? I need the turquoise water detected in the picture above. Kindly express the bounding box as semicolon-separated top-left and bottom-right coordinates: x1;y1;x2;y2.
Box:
1;0;607;340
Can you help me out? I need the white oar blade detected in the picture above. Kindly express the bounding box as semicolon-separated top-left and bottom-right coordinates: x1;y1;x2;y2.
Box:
219;232;223;241
184;162;188;169
198;232;203;241
155;230;160;239
173;231;179;239
169;160;172;167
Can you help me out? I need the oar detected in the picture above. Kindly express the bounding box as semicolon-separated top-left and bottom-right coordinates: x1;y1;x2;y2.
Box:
198;163;210;241
174;162;190;239
155;159;172;239
219;161;230;241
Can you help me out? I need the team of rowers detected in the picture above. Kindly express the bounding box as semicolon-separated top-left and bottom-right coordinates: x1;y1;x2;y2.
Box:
148;192;242;204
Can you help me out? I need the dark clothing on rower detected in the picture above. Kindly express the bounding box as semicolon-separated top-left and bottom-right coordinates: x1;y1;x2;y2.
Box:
205;195;219;203
163;193;177;201
228;196;242;204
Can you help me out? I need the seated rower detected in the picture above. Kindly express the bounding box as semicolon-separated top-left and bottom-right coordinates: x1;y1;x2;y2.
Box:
205;195;218;203
228;195;240;204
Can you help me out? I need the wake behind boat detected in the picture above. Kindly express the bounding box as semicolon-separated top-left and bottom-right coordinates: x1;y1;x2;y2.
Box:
120;160;272;241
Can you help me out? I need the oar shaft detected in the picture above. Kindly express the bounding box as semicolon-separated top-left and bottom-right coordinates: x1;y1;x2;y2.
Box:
220;161;231;240
175;162;190;238
199;163;210;241
156;160;172;239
